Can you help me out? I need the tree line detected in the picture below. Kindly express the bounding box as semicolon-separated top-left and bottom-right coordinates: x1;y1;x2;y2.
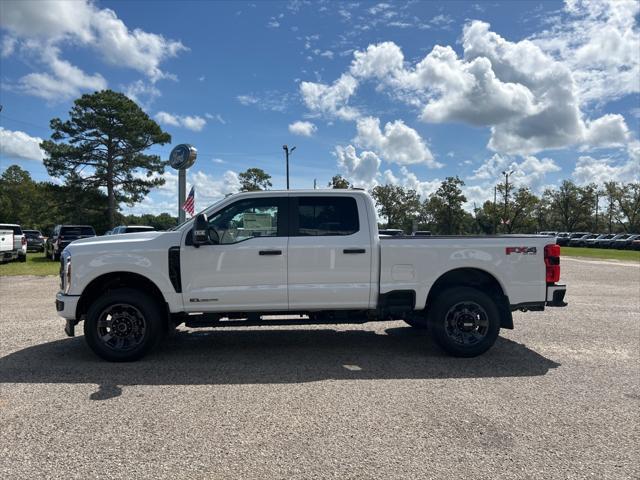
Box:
329;174;640;235
4;162;637;236
1;89;638;235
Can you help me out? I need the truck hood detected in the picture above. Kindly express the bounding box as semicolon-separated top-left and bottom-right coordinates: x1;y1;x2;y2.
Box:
65;231;181;253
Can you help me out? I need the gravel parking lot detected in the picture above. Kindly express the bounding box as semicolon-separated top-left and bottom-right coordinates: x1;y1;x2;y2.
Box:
1;258;638;479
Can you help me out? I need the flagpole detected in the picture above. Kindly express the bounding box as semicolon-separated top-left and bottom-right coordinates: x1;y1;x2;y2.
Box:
178;169;186;223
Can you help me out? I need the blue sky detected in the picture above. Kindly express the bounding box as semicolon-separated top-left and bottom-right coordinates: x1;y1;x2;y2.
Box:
0;0;638;215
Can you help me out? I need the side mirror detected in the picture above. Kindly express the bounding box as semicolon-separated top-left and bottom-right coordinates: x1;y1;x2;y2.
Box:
192;213;209;247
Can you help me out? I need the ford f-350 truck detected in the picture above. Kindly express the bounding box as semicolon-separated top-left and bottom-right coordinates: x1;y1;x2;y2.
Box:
55;190;566;361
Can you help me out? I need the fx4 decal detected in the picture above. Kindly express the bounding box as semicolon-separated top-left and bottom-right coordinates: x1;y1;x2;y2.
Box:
506;246;537;255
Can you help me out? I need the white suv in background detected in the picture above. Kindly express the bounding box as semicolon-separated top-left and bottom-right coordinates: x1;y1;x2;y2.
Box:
0;223;27;263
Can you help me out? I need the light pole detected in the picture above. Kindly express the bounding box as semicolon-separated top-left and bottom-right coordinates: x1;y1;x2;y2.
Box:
501;170;514;232
283;145;296;190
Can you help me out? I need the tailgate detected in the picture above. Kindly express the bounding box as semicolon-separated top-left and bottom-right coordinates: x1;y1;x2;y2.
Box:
0;230;13;252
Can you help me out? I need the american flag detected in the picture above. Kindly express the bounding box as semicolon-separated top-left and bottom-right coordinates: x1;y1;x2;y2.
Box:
182;186;195;217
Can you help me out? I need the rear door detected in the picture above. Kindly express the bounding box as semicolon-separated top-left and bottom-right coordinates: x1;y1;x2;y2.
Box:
287;194;372;310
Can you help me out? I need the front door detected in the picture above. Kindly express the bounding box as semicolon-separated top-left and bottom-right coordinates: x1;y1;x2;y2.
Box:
181;196;288;312
287;195;372;310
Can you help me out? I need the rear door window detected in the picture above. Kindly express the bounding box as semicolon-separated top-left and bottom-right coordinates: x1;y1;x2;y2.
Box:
294;196;359;236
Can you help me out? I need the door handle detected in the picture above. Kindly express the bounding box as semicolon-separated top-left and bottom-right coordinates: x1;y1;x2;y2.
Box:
343;248;366;254
259;250;282;256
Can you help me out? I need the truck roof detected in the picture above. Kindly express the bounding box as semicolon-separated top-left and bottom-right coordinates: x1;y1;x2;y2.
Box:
229;189;368;195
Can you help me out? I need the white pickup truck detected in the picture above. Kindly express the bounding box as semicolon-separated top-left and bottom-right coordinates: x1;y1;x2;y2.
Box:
55;189;566;361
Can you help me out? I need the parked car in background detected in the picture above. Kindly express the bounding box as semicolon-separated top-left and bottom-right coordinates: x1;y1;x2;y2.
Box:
558;232;589;247
631;238;640;251
585;234;612;248
612;234;637;249
569;233;598;247
111;225;155;234
104;230;113;236
379;229;404;236
622;234;640;249
412;230;432;236
596;233;626;249
0;223;26;263
539;231;557;237
23;229;45;252
555;232;570;245
45;225;96;261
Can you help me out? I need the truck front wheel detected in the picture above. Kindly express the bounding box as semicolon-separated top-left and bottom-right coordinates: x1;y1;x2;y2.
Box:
428;287;500;357
84;288;164;362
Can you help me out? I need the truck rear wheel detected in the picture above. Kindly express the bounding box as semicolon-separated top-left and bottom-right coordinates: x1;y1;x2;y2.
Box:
428;287;500;357
84;288;163;362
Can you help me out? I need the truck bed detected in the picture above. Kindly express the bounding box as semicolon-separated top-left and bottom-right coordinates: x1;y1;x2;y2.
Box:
379;234;554;308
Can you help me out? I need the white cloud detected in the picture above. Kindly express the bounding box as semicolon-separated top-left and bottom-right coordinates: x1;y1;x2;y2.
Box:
386;166;442;199
288;121;317;136
335;145;381;189
582;114;630;149
267;18;280;28
299;73;359;120
236;95;258;106
129;169;240;216
154;112;206;132
354;117;441;168
1;0;187;83
303;16;634;156
350;42;404;79
470;153;561;192
533;0;640;105
369;3;392;15
236;91;291;112
0;127;45;162
124;80;161;108
205;113;226;125
189;170;240;206
572;154;639;185
15;45;107;101
1;35;16;57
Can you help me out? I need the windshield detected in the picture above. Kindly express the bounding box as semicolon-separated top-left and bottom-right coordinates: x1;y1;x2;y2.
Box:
61;226;95;236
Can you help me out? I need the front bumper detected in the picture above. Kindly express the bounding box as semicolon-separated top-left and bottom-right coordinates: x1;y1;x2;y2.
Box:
546;284;567;307
55;292;80;320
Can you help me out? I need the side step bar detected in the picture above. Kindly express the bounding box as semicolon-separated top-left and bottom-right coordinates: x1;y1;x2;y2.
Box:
174;313;374;329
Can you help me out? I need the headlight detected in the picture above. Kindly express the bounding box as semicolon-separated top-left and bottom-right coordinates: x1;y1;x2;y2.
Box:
64;257;72;294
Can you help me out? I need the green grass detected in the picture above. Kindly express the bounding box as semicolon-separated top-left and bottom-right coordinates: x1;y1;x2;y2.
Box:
0;252;60;276
561;246;640;262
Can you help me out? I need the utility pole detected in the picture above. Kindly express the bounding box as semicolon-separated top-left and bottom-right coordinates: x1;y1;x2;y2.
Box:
594;191;600;232
501;170;514;233
283;145;296;190
493;186;497;235
313;178;317;189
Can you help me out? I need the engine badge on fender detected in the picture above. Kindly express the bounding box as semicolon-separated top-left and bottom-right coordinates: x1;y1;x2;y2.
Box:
506;246;537;255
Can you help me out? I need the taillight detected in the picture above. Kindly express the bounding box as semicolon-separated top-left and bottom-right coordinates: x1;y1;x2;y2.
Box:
21;236;26;246
544;244;561;283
